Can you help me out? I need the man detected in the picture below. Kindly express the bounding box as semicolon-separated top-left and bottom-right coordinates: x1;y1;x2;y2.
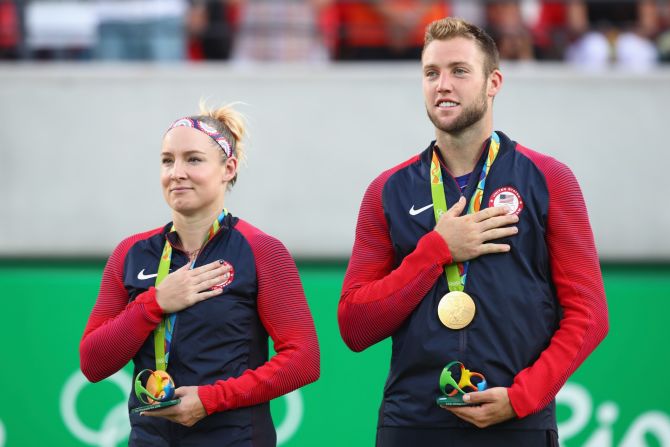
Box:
338;17;608;446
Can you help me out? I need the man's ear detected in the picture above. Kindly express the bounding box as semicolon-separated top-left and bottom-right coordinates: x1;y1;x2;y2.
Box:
488;69;503;98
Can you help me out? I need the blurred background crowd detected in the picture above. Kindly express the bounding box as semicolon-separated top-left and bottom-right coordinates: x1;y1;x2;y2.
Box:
1;0;670;69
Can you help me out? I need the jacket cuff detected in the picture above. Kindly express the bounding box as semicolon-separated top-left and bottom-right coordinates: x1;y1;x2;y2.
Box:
415;230;453;266
198;385;224;415
134;287;164;323
507;385;532;418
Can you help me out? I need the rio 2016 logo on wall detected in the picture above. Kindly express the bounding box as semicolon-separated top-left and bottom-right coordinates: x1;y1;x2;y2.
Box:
557;382;670;446
60;370;304;447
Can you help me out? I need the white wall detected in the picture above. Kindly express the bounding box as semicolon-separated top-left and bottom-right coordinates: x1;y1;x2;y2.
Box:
1;63;668;260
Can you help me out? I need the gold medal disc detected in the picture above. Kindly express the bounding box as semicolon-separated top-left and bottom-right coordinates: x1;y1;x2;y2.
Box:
437;291;476;329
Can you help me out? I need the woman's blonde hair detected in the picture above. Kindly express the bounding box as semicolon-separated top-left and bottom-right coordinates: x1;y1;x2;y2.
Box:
193;101;247;186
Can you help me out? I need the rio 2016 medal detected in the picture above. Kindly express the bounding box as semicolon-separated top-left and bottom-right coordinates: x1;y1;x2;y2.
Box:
437;291;476;329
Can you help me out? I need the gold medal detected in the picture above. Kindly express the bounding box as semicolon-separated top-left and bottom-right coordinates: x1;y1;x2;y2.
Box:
438;291;476;329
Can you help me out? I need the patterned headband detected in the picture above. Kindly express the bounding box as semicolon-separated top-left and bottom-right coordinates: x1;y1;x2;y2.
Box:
167;117;233;158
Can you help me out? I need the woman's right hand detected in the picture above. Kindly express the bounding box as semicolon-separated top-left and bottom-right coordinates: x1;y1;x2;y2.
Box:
155;260;232;313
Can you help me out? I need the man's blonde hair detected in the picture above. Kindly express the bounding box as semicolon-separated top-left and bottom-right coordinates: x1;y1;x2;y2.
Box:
423;17;500;75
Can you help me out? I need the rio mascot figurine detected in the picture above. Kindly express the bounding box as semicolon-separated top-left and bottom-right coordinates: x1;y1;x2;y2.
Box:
436;361;488;407
132;369;179;413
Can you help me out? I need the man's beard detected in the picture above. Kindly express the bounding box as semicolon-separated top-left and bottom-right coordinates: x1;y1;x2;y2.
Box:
427;86;488;135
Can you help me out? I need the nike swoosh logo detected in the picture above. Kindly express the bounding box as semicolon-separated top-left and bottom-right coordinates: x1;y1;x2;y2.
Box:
137;269;158;280
409;203;433;216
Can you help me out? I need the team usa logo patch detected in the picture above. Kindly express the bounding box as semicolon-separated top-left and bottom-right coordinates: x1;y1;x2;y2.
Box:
211;261;234;290
489;187;524;215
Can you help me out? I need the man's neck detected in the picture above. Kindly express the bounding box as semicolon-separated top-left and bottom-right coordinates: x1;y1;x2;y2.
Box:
435;124;492;177
172;205;222;253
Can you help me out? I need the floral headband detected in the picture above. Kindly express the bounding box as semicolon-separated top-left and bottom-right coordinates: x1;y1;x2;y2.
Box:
167;117;233;158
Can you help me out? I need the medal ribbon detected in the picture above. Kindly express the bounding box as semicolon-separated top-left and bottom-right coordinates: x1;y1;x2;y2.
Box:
153;209;227;371
430;132;500;291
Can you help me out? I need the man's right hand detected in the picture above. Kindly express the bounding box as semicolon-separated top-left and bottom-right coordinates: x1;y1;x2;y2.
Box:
435;196;519;263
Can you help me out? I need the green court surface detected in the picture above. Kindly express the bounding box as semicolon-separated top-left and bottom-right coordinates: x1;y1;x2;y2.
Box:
0;261;668;447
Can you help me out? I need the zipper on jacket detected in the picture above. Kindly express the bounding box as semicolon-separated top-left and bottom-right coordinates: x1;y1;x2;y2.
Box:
165;219;227;370
459;329;468;356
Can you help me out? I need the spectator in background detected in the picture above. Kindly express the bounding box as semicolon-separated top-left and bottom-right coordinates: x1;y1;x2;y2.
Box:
659;29;670;62
531;1;573;60
0;0;19;59
655;0;670;61
229;0;334;63
336;0;449;60
484;0;534;61
95;0;188;61
562;0;660;69
187;0;237;60
25;0;97;60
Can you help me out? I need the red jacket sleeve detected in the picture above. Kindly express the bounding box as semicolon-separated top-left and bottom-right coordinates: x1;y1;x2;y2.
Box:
80;229;165;383
508;148;609;417
197;221;320;414
338;164;453;352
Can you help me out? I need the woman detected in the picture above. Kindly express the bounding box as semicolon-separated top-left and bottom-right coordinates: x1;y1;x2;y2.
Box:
80;104;320;446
